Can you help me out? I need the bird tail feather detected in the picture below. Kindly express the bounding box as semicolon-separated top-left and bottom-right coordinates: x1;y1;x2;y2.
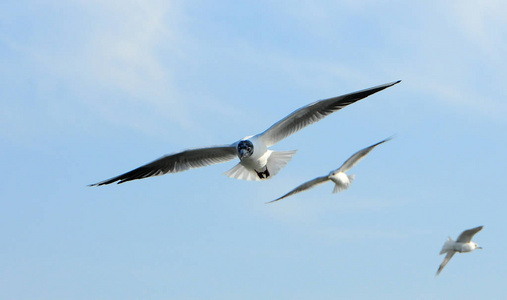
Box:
223;163;261;181
440;237;455;255
332;174;355;193
223;150;297;181
266;150;297;178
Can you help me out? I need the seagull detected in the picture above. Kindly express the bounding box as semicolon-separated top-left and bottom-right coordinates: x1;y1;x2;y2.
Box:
90;81;400;186
436;225;483;276
266;137;391;203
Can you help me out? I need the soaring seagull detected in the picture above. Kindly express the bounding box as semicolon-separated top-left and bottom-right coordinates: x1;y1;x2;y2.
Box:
267;137;391;203
90;81;400;186
436;226;483;276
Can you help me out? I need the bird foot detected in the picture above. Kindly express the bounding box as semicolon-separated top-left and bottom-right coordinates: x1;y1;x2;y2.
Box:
256;169;270;179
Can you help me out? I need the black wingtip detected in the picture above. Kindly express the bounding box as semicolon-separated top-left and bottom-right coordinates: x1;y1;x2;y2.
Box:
88;178;120;187
265;199;280;204
265;196;285;204
383;80;401;87
386;80;402;88
369;135;395;149
383;134;397;143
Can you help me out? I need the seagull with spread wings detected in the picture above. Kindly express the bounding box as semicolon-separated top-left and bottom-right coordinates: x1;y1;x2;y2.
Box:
436;226;483;276
90;81;400;186
266;137;391;203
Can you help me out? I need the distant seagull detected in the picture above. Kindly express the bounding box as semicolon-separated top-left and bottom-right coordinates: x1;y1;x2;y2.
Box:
436;226;483;276
90;81;400;186
266;137;391;203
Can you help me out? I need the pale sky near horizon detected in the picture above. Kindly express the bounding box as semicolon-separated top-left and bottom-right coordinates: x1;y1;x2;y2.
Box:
1;1;506;299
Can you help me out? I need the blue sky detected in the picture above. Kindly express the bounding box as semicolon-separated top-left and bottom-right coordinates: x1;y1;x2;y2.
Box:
1;1;506;299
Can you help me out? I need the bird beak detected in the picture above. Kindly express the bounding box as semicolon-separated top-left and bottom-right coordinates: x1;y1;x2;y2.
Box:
477;246;483;249
239;149;248;158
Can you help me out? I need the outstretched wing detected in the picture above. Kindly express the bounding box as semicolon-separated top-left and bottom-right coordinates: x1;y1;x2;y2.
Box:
90;145;237;186
436;251;456;276
334;137;392;173
456;226;483;243
258;81;401;147
266;176;330;203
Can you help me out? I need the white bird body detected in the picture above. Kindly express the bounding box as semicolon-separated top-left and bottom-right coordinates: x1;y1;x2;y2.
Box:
267;137;391;203
329;172;355;193
440;237;479;254
223;135;298;181
241;149;270;171
238;135;268;169
90;81;400;186
458;242;479;253
436;226;483;276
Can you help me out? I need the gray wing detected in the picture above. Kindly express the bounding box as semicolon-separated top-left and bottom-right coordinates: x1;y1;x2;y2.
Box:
436;251;456;276
334;137;392;173
266;176;330;203
258;81;401;147
90;145;237;186
456;226;483;243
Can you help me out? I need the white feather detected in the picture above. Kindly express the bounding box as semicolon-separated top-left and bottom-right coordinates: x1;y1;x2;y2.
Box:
440;237;455;255
223;163;261;181
331;173;355;193
265;150;297;178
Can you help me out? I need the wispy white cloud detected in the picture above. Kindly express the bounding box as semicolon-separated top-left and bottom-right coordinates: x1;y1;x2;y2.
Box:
56;0;196;131
0;0;222;140
264;1;507;120
3;0;506;147
401;1;507;119
451;0;507;62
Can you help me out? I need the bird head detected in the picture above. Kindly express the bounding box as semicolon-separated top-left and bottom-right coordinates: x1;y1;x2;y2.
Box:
237;140;254;159
474;243;482;250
